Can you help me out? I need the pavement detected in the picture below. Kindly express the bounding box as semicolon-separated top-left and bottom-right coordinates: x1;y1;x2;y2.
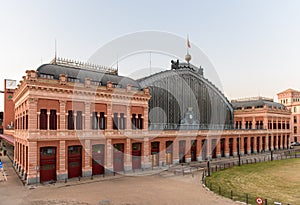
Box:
0;154;243;205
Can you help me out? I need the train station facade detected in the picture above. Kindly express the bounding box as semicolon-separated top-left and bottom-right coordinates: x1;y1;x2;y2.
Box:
2;58;292;184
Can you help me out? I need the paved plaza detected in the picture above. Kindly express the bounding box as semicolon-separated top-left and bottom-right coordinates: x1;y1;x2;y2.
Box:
0;156;242;205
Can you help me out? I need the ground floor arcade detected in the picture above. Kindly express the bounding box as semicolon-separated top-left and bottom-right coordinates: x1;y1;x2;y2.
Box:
13;131;290;184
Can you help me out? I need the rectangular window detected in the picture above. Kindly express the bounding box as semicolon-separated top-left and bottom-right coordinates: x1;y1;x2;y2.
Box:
294;116;297;123
119;113;125;130
113;113;118;130
92;112;98;130
99;112;106;130
49;109;57;130
25;115;28;130
76;111;83;130
132;114;137;129
68;110;74;130
137;114;143;129
40;109;47;130
294;126;297;134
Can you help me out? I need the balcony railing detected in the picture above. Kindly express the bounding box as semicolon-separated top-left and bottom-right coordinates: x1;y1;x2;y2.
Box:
148;123;234;131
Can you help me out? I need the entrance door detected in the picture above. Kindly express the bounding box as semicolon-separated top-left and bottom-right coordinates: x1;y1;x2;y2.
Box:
190;140;197;161
151;142;159;167
68;146;82;178
132;143;142;170
251;137;254;153
211;139;217;159
244;138;248;154
229;138;233;156
179;140;186;163
202;140;207;160
113;143;124;172
92;144;105;175
257;137;260;152
220;139;225;157
40;147;56;182
166;141;173;165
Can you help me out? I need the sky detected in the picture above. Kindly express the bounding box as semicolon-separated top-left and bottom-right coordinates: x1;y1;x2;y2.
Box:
0;0;300;111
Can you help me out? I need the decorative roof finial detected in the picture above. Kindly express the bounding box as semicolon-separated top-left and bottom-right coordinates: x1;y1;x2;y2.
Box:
185;35;191;64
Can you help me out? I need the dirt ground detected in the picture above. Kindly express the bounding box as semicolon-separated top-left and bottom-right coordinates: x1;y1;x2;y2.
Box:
0;156;242;205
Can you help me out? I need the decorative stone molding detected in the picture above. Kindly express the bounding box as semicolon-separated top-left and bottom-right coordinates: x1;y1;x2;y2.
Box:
85;78;91;88
59;74;67;85
126;84;131;92
144;87;150;95
26;70;37;81
107;81;113;91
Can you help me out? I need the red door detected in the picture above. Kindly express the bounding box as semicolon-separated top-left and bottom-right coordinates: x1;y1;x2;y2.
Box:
40;147;56;183
244;138;248;154
221;139;225;157
92;144;105;175
132;143;141;170
191;140;197;161
113;143;124;172
211;139;217;159
179;140;186;163
68;146;82;178
229;138;233;156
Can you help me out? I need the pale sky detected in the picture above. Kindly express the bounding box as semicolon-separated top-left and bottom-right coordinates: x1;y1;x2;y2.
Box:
1;0;300;111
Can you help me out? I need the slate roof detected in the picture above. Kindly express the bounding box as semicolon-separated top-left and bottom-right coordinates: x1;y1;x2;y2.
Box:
36;64;141;89
232;98;286;110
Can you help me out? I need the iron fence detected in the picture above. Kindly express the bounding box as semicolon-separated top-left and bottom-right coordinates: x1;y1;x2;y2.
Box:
202;149;300;205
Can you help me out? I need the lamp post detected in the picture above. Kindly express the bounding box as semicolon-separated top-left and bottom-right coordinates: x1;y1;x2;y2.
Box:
206;134;211;176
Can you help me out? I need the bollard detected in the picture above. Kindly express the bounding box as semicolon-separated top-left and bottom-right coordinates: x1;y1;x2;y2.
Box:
218;186;221;195
245;193;248;204
230;190;233;199
265;199;267;205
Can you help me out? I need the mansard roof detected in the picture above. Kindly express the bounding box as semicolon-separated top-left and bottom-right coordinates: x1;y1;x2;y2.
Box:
231;97;286;110
36;63;141;89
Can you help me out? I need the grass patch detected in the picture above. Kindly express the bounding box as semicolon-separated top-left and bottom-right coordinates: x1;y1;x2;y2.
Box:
205;158;300;204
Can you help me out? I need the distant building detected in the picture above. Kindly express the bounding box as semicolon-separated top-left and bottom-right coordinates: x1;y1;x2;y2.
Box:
277;89;300;142
232;97;291;152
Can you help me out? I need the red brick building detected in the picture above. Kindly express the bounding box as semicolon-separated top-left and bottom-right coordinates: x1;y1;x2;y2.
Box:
277;89;300;142
232;97;291;154
3;58;292;184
